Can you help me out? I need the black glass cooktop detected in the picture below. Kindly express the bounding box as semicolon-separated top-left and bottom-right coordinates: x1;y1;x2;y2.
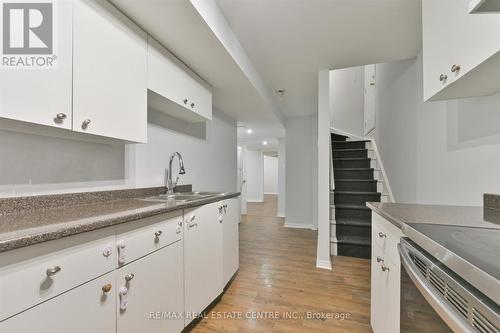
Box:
407;223;500;281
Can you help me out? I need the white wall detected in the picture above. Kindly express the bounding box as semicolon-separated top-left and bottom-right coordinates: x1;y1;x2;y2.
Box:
277;138;286;217
246;150;264;202
263;155;278;194
133;109;237;192
330;66;364;137
285;114;318;228
372;53;500;206
0;108;237;197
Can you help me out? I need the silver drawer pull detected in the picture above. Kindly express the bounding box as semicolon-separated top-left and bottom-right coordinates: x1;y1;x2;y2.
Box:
125;273;134;282
154;230;162;237
439;73;447;82
376;256;384;263
381;264;390;272
46;266;61;277
378;232;387;238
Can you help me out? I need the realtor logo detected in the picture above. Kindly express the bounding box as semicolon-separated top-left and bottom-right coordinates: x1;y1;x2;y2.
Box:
2;1;56;68
3;2;53;54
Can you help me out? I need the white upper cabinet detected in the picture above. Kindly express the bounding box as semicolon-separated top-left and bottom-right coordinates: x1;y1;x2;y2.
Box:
423;0;500;101
147;36;212;122
0;0;73;129
73;0;147;143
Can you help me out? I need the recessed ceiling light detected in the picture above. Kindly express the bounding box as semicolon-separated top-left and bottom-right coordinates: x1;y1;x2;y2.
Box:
246;128;253;134
262;140;268;145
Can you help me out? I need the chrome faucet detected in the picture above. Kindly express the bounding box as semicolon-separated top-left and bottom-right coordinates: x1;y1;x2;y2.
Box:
166;152;186;194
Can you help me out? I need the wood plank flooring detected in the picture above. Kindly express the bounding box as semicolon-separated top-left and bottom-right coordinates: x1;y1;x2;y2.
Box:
189;195;372;333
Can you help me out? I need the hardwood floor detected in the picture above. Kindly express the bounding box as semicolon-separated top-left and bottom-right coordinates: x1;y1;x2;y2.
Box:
190;194;372;333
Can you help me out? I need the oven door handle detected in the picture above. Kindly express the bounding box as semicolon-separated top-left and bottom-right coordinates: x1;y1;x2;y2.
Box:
398;243;474;333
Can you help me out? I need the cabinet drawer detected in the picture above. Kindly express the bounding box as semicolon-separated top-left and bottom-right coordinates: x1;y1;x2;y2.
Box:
372;212;403;264
0;228;116;321
0;271;116;333
115;212;183;267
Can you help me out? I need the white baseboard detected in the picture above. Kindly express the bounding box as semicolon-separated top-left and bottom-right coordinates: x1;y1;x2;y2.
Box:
246;199;264;203
264;192;278;195
284;222;315;230
316;259;332;270
277;212;285;218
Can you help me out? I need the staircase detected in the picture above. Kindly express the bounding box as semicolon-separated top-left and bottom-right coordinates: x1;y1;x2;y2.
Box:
331;133;381;259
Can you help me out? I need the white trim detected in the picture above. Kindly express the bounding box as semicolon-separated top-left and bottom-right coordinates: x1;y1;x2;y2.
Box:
264;192;278;195
330;127;365;141
284;222;315;230
277;212;285;218
246;199;264;203
369;139;395;202
316;259;332;270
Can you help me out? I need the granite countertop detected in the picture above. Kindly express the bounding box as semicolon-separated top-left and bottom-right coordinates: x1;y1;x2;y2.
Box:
0;189;240;253
367;202;500;230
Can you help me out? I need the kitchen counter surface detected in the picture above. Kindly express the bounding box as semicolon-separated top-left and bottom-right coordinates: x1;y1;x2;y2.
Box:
0;189;240;253
366;202;500;230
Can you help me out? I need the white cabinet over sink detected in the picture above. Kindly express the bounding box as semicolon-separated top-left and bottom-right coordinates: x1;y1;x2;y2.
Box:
147;36;212;122
73;0;147;143
423;0;500;101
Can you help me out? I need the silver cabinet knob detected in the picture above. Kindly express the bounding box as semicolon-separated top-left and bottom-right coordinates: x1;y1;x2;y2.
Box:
376;256;384;263
102;284;112;293
187;215;197;229
378;232;387;238
183;98;188;104
54;113;67;123
190;102;195;108
451;64;461;73
46;266;61;277
439;74;447;82
82;119;91;129
154;230;162;237
125;273;134;282
381;264;390;272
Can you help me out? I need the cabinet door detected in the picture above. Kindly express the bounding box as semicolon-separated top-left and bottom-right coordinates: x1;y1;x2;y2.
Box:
422;0;457;101
147;37;212;121
451;0;500;80
73;0;147;143
184;203;222;324
117;241;184;333
223;198;240;286
0;0;72;129
0;271;115;333
371;242;401;333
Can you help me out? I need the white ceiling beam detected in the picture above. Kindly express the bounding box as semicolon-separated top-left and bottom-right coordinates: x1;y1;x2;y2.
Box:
190;0;285;126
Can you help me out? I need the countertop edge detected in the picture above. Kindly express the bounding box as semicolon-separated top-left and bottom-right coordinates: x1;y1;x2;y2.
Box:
0;192;240;253
366;202;403;229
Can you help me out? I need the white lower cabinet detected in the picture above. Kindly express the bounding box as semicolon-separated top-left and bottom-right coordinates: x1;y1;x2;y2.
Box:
0;271;116;333
0;198;240;333
222;198;240;286
183;202;223;325
116;240;184;333
371;212;403;333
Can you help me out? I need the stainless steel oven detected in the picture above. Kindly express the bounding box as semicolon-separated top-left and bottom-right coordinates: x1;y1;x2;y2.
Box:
399;238;500;333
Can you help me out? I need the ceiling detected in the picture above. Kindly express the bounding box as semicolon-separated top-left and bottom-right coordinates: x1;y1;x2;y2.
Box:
112;0;422;148
215;0;422;117
111;0;285;144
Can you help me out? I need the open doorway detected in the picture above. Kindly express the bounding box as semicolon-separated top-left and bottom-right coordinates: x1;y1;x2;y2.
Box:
263;152;278;213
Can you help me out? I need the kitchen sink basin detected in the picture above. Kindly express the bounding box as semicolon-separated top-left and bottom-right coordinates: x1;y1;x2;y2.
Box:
141;192;221;203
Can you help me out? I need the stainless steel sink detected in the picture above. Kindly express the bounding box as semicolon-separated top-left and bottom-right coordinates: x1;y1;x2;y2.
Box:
141;192;219;203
